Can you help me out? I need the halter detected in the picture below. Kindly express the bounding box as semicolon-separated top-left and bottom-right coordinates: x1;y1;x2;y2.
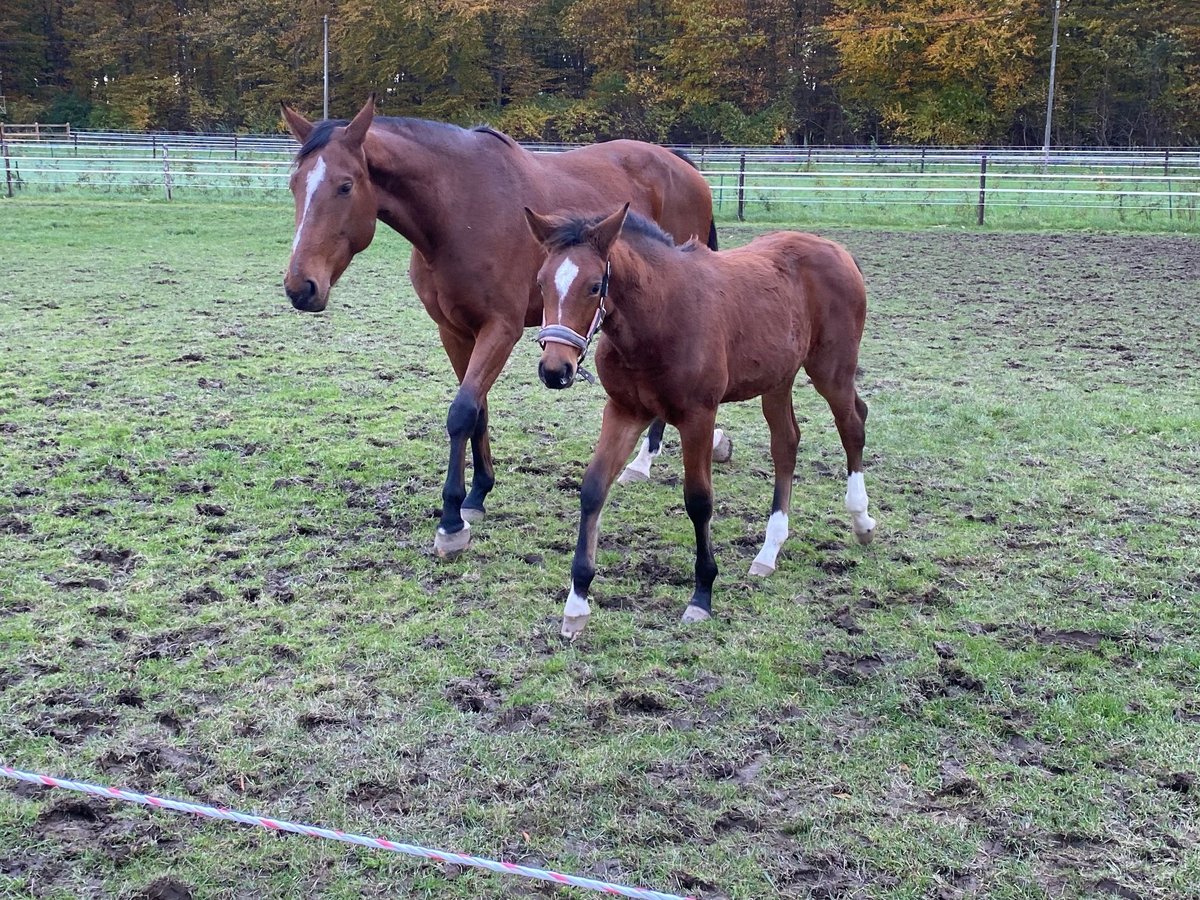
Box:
535;259;610;385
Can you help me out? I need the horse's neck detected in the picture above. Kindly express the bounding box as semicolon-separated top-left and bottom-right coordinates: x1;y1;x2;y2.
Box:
604;244;678;357
365;123;514;260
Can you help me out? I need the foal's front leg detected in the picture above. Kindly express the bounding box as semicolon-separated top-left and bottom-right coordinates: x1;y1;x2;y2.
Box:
562;404;650;639
678;413;720;623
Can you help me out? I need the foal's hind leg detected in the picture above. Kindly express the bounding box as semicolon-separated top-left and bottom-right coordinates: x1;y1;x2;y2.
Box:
619;420;732;484
811;370;876;545
618;418;667;483
749;385;800;576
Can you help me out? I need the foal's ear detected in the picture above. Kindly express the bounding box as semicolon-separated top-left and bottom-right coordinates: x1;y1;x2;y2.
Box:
343;93;376;147
280;103;314;143
523;207;567;246
587;202;631;255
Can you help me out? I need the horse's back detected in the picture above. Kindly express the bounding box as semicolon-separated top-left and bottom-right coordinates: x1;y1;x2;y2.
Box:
536;141;714;245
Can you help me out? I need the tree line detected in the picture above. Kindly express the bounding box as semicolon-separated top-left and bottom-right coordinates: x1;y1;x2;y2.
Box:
2;0;1197;145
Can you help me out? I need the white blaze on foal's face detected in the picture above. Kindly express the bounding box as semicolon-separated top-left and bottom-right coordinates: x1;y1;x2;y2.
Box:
552;256;580;321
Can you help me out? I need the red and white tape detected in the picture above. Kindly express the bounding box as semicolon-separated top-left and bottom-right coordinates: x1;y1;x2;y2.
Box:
1;765;695;900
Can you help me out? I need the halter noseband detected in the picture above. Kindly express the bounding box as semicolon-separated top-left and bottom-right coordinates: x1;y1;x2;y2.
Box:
535;259;610;384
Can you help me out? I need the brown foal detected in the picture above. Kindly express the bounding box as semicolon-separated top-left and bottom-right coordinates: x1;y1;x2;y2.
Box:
525;204;876;638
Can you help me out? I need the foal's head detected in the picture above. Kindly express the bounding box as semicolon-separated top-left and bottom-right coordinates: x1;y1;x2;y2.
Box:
524;203;630;389
280;95;379;313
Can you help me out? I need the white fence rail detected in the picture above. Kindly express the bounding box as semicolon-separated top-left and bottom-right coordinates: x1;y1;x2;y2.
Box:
2;131;1198;226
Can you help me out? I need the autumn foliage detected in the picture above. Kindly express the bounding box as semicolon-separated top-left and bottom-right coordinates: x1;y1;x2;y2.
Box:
1;0;1196;144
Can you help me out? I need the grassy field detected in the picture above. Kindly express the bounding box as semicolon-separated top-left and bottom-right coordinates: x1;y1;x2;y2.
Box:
1;198;1198;899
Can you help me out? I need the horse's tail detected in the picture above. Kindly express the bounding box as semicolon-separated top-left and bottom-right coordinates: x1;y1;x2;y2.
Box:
669;148;718;250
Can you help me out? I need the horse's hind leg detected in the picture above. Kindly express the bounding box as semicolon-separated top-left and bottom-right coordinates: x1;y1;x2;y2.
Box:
750;385;800;576
810;368;876;545
461;396;494;524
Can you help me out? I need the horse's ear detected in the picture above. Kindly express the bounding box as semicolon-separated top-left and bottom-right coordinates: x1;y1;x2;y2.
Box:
343;93;376;147
587;202;630;256
281;103;314;143
523;207;566;246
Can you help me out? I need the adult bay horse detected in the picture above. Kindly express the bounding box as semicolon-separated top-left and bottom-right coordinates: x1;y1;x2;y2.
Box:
525;204;876;639
280;96;718;557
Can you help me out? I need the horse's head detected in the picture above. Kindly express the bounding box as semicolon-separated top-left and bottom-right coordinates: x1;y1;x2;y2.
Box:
280;95;379;313
524;203;630;390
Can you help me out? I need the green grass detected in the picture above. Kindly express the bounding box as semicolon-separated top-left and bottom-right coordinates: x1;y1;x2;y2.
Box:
1;198;1198;899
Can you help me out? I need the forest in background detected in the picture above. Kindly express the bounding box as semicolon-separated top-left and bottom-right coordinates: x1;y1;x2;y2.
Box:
1;0;1198;146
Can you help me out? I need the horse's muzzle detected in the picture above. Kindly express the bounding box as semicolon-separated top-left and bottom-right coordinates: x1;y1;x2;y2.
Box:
284;278;327;313
538;358;575;390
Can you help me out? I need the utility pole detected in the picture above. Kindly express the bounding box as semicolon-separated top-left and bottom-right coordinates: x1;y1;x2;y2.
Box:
323;15;330;120
1043;0;1061;166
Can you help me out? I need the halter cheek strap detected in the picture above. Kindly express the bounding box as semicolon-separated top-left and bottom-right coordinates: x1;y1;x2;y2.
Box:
534;259;611;384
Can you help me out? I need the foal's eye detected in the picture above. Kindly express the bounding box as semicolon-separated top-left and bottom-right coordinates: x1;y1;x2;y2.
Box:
589;282;602;295
338;182;353;195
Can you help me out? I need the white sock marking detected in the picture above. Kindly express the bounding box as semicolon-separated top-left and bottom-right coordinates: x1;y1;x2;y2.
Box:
564;587;590;619
845;471;876;534
712;428;726;450
752;511;789;571
624;437;660;478
291;157;327;254
553;257;580;321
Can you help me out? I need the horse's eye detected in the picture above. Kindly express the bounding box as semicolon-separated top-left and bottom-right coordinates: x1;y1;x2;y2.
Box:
589;282;602;295
338;182;352;195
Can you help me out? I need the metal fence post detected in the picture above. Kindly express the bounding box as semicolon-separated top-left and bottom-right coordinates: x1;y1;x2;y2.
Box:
163;146;173;200
737;152;746;222
977;154;988;226
2;125;12;198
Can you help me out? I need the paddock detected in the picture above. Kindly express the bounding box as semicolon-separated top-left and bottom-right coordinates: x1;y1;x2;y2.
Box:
0;199;1197;897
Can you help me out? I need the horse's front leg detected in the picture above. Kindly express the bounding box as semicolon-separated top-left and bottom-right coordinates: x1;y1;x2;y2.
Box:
562;403;650;639
434;322;518;558
677;412;720;623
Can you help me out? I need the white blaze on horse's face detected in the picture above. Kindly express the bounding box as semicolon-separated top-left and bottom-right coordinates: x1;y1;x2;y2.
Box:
291;156;327;253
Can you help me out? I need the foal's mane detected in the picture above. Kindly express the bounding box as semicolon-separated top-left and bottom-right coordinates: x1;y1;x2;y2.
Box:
541;211;699;254
294;116;516;161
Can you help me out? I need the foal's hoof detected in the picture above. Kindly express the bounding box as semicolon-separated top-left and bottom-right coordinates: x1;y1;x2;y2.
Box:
712;429;733;464
681;605;711;624
748;560;775;577
561;614;590;641
433;523;471;558
854;515;877;546
617;466;650;485
460;505;486;525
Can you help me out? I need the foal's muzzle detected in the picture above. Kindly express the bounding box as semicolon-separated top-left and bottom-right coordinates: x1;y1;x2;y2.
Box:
538;358;576;390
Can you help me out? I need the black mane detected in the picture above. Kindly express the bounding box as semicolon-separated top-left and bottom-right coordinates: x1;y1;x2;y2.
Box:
294;116;513;161
541;211;683;253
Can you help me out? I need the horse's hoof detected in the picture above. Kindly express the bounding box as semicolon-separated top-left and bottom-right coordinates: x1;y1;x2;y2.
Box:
681;605;711;624
433;523;471;558
461;506;486;525
748;560;775;577
618;466;650;484
712;429;733;464
561;614;589;640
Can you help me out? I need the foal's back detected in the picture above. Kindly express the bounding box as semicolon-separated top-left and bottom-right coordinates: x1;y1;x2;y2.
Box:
642;231;867;405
